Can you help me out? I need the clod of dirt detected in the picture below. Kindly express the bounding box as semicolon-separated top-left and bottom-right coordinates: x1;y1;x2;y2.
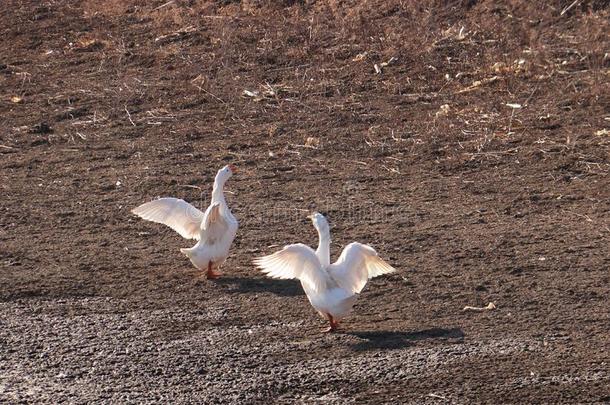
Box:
305;137;320;148
380;56;397;67
243;89;263;102
74;38;105;52
595;129;609;136
352;52;367;62
436;104;451;118
29;122;53;134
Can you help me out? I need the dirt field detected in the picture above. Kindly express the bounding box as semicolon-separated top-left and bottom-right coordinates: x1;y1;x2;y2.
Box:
1;0;609;403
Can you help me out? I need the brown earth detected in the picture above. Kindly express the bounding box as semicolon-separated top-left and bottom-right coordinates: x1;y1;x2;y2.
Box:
1;0;609;403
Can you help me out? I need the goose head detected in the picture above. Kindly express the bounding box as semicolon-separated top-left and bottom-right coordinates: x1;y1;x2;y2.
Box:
215;164;237;184
309;212;330;235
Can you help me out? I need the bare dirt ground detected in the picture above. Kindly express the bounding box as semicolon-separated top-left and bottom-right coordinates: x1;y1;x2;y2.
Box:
1;1;609;403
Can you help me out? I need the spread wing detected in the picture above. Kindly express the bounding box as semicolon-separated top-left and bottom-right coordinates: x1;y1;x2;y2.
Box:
253;244;328;292
131;197;204;240
328;242;396;294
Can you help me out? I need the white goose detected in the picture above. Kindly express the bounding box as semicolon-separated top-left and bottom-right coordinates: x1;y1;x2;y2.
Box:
254;212;396;332
132;164;238;279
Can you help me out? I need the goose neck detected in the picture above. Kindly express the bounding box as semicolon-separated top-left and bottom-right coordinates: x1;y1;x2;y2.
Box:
211;178;226;203
316;230;331;267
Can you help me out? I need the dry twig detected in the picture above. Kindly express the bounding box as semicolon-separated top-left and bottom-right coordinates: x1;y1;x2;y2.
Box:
463;302;496;312
124;106;136;126
561;0;582;16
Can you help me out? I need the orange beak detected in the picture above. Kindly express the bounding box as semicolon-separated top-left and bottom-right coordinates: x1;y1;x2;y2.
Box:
228;164;237;173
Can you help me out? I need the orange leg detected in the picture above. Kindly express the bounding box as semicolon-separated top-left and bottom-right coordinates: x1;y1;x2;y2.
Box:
206;262;221;279
322;314;339;333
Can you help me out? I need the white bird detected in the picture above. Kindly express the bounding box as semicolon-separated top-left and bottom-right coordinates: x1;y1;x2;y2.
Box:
132;164;238;279
254;212;396;332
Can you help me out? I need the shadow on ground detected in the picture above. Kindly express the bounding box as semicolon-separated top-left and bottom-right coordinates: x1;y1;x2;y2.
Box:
347;327;465;351
215;277;304;297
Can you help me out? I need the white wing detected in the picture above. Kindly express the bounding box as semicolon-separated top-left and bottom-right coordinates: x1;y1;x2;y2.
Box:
132;197;204;240
328;242;396;294
253;244;328;292
200;202;229;244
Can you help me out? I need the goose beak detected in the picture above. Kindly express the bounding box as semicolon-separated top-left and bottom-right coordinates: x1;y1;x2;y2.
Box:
228;164;237;173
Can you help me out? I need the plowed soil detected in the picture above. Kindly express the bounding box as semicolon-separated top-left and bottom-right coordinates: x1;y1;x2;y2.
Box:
1;1;609;403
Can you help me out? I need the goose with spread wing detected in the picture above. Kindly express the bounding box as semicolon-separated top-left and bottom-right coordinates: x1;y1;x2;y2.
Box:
132;165;238;279
254;212;396;332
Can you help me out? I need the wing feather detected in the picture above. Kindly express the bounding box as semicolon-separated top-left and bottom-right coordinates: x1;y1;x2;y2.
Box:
253;244;327;292
132;197;204;240
329;242;396;294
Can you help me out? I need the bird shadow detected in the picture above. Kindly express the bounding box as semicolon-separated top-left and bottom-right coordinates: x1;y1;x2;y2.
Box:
346;327;465;351
214;276;304;297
